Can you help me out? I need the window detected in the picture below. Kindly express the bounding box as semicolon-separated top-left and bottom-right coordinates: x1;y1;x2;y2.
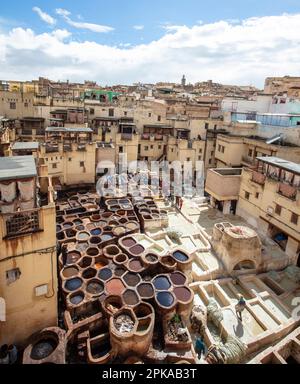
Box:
150;145;153;149
158;145;161;149
187;157;191;162
80;161;85;167
148;113;152;118
90;108;95;115
6;268;21;285
198;156;202;160
52;163;57;169
275;204;282;215
209;159;212;164
245;191;250;200
205;123;209;130
199;149;202;153
291;212;298;225
109;108;114;117
144;146;149;151
124;111;127;116
211;151;214;156
68;158;72;162
157;115;161;122
255;192;259;199
214;124;217;130
24;102;28;108
248;149;253;157
119;146;123;153
10;102;16;110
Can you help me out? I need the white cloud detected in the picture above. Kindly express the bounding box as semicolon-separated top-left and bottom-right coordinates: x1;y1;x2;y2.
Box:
55;8;113;33
1;13;300;86
32;7;56;26
133;25;144;30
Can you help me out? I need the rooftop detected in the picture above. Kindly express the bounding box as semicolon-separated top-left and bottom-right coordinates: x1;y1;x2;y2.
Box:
0;155;37;181
256;156;300;175
46;127;93;133
12;142;39;151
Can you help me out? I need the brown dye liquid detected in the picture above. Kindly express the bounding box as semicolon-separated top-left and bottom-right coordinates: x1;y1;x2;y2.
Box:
130;244;145;256
170;272;186;285
122;238;136;247
137;283;154;297
129;259;143;271
106;279;125;295
124;273;140;287
174;287;191;302
123;290;139;305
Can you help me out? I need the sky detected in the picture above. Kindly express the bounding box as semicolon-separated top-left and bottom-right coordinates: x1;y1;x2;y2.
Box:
0;0;300;87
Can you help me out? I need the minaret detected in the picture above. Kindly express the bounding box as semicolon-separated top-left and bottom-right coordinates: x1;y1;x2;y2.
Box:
181;75;186;87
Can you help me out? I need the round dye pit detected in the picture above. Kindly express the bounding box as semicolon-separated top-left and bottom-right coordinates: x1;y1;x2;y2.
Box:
156;291;175;308
137;283;154;298
114;254;128;264
62;266;79;279
90;236;101;245
69;292;84;305
153;276;171;291
129;244;145;256
173;251;189;262
101;234;113;242
104;245;120;257
91;228;102;236
64;278;83;292
123;272;141;287
63;222;73;229
145;254;158;263
106;279;125;296
79;257;92;269
113;226;126;236
128;259;144;272
114;267;126;277
30;338;57;360
76;225;85;231
98;268;113;281
77;231;90;241
73;219;83;226
123;289;139;306
170;272;187;286
82;268;97;280
87;248;99;257
66;229;76;238
161;256;176;267
86;280;104;295
121;238;136;247
174;287;192;303
75;242;89;252
66;251;81;265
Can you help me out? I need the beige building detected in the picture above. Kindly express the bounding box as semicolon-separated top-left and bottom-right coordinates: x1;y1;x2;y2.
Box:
0;156;57;345
237;156;300;263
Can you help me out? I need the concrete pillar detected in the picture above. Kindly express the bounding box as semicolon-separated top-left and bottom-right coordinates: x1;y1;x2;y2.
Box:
223;200;231;215
286;237;299;262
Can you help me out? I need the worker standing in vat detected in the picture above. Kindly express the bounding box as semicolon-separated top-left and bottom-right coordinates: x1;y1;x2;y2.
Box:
235;295;247;322
195;336;206;359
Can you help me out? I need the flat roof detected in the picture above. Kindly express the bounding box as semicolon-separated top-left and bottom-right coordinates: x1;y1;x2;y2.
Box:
144;124;173;129
256;156;300;175
12;142;39;151
0;156;37;181
46;127;93;133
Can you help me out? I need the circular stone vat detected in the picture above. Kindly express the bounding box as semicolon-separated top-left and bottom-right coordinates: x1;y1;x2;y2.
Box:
90;236;101;245
98;268;113;281
106;278;125;296
76;225;85;231
66;251;81;265
63;222;73;229
114;267;126;277
145;254;159;264
64;277;83;292
137;283;154;299
76;242;89;252
73;219;83;226
79;257;92;269
114;254;128;265
134;303;152;318
69;291;85;306
86;280;104;296
56;225;62;232
161;256;177;268
91;214;101;222
82;267;97;280
66;229;76;238
104;245;120;257
170;271;187;286
156;291;175;308
174;287;192;303
86;247;99;257
113;226;126;236
77;231;90;241
129;244;145;256
128;259;144;272
123;272;141;287
103;226;113;231
90;228;102;236
119;218;128;224
30;337;58;360
62;266;79;279
121;237;136;248
173;251;189;262
101;233;113;242
153;276;171;291
123;289;139;306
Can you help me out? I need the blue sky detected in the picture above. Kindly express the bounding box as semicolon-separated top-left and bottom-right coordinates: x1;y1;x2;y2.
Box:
1;1;300;85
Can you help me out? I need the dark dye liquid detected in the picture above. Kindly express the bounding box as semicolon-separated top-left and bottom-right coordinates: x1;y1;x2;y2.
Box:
137;283;154;298
170;272;186;285
123;273;140;287
70;293;84;305
91;228;101;236
130;244;145;256
153;276;171;290
30;339;57;360
98;268;113;281
173;251;188;262
65;278;82;291
122;238;136;247
129;259;143;271
156;291;174;307
123;290;139;305
87;281;103;295
174;287;191;302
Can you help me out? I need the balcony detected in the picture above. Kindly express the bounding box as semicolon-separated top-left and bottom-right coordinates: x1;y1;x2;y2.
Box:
121;133;133;141
3;209;41;238
277;182;297;200
251;171;266;185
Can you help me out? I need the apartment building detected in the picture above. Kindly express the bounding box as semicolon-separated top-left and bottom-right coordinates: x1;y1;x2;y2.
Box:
237;156;300;263
0;156;57;345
